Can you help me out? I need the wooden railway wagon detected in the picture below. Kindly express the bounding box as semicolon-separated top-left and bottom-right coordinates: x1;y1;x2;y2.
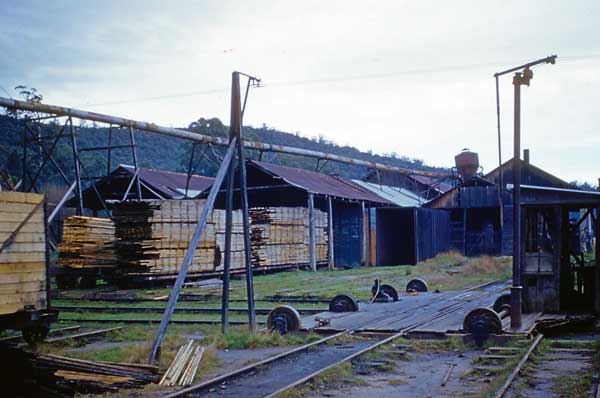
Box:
0;192;57;343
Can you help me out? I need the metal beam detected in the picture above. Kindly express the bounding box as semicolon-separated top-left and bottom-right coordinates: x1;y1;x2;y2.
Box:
48;181;77;223
0;97;443;177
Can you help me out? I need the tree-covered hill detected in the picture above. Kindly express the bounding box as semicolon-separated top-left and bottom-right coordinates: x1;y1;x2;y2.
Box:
0;113;447;189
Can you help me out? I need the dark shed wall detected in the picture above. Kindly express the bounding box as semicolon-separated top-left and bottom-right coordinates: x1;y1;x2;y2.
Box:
416;208;451;262
334;203;363;267
375;208;450;266
376;208;415;265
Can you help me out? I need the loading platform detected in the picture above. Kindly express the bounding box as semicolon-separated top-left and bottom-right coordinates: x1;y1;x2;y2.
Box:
300;281;542;335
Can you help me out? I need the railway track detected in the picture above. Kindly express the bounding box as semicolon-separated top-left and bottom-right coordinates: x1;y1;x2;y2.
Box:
51;294;332;304
57;317;267;325
53;305;324;315
161;280;509;398
488;334;598;398
0;326;123;346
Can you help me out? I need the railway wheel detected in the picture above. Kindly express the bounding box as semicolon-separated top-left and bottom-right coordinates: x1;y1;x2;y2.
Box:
372;283;399;302
329;294;359;312
493;293;511;314
22;325;49;345
267;305;301;335
406;278;428;293
463;307;503;346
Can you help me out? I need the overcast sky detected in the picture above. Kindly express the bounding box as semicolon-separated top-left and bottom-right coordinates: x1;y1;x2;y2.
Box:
1;1;599;183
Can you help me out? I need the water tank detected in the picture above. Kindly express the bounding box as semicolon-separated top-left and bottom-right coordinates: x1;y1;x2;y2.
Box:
455;149;479;182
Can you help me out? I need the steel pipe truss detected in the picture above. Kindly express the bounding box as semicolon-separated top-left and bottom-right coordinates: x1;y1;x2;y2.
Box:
0;96;443;178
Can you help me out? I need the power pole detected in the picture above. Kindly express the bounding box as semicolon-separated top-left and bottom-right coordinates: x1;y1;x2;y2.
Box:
149;71;259;364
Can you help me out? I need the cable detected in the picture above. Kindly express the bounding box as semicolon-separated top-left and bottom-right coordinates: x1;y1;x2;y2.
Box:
72;53;600;108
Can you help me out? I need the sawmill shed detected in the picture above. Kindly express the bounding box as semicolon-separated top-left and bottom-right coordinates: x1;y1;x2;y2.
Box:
212;160;394;268
212;160;451;268
351;180;450;265
68;165;215;211
362;169;453;201
426;149;583;258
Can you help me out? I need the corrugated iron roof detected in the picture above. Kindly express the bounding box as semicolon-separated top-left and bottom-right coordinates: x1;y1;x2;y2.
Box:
411;174;453;193
351;180;425;207
250;160;394;204
119;165;214;199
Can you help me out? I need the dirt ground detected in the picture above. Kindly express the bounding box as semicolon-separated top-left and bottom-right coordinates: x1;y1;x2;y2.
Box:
504;346;595;398
200;346;295;381
304;350;488;398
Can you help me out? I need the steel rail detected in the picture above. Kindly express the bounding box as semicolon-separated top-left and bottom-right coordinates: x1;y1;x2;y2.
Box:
492;333;544;398
163;280;508;398
0;97;443;178
265;283;510;398
0;325;81;343
161;332;345;398
57;318;267;325
53;305;324;315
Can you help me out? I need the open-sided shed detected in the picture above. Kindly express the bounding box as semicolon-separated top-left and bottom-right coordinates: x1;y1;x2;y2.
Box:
232;160;395;268
515;185;600;314
68;165;215;211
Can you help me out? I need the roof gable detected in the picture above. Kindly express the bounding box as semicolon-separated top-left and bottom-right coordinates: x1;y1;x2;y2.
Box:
250;160;393;204
119;165;214;198
485;158;572;189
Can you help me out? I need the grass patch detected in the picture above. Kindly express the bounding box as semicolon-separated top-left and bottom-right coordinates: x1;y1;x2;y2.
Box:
208;327;322;349
278;362;366;398
387;378;408;385
407;336;467;353
553;371;594;398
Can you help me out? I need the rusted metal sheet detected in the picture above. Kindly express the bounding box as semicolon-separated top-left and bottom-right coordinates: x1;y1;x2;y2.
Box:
0;97;442;178
251;161;394;204
120;165;214;198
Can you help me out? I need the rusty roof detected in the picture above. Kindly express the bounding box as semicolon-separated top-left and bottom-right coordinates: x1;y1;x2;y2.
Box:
119;165;214;198
250;160;394;204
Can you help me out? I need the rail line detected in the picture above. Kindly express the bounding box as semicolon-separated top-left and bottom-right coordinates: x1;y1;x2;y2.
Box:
53;305;324;315
162;280;508;398
489;334;600;398
52;296;332;304
491;333;544;398
57;318;267;326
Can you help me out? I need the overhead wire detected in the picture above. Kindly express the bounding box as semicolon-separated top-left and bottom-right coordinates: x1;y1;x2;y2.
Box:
72;54;600;109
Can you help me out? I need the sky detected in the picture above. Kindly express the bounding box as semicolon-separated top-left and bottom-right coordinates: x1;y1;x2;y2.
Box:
1;1;599;183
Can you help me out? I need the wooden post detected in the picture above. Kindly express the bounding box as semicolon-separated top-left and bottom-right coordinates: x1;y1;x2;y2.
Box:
327;196;334;270
308;192;316;271
595;206;600;314
414;208;420;263
369;208;377;266
360;201;367;265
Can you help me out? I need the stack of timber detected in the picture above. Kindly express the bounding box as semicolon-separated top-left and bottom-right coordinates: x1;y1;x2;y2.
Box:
58;216;116;269
112;200;217;277
1;345;158;396
0;192;47;316
159;340;204;386
214;209;246;271
249;207;328;267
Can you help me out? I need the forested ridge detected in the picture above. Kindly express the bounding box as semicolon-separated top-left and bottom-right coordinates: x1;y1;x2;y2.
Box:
0;113;446;189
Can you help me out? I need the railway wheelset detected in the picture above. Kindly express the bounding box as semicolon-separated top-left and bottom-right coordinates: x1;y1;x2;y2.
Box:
266;278;429;334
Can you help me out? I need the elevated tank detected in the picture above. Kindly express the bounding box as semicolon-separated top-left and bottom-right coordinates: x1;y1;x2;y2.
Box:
455;149;479;182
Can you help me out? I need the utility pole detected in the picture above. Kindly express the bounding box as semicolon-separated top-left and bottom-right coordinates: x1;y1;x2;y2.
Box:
149;71;259;364
221;71;260;333
494;55;556;329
